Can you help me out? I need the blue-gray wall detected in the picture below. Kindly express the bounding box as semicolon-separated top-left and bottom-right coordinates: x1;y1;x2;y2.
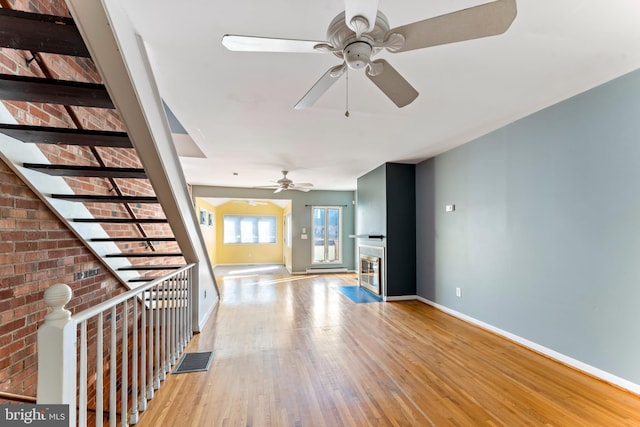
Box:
416;69;640;385
192;186;355;273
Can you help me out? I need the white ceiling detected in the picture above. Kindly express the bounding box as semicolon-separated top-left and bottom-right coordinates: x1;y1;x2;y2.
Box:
120;0;640;191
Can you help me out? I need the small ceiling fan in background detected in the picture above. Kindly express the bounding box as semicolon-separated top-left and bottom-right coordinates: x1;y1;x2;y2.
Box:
232;199;269;206
222;0;517;109
257;171;314;193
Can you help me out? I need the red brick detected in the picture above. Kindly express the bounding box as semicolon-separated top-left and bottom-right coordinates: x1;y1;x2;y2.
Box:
14;199;40;210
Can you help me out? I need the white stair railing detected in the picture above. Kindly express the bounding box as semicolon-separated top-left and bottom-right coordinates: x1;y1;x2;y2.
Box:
37;264;195;426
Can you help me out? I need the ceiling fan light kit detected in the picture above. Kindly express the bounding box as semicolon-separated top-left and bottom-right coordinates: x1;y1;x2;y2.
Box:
222;0;517;110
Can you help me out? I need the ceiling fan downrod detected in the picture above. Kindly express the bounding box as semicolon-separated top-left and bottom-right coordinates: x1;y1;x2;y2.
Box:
345;67;350;118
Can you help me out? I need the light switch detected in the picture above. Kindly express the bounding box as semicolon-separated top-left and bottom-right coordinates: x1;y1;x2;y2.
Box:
301;234;308;240
446;204;455;212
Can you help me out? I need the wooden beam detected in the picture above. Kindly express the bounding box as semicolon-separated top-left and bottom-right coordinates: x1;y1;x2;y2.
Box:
23;163;147;179
0;9;90;57
0;124;131;148
0;74;113;108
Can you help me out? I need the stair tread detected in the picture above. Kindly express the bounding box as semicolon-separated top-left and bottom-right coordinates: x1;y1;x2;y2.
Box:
0;74;113;108
51;194;158;203
72;218;168;224
0;9;90;57
90;237;175;242
130;278;188;283
105;252;183;258
0;124;131;148
24;163;147;179
118;265;185;271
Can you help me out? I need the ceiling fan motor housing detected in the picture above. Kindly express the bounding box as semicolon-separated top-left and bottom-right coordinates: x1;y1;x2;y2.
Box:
344;42;372;69
327;11;390;65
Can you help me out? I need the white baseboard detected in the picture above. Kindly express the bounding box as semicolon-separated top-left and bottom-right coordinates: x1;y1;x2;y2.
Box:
416;296;640;396
196;295;219;333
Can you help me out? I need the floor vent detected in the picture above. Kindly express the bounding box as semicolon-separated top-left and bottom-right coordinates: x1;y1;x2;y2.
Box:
173;351;213;374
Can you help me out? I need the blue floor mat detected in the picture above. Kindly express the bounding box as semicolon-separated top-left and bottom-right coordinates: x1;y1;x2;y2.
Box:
336;286;382;303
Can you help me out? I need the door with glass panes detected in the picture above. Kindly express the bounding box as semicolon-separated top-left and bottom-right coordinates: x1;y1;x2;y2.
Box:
312;206;342;264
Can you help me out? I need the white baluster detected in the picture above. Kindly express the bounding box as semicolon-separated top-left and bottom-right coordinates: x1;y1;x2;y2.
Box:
79;321;88;426
37;284;76;427
96;313;104;427
154;284;161;389
187;268;195;339
148;290;155;397
110;306;116;427
121;300;129;427
130;300;139;424
140;298;148;410
180;273;186;352
171;277;177;365
161;279;167;380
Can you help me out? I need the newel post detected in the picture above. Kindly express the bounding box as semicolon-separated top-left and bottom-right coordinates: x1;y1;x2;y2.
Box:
37;283;77;427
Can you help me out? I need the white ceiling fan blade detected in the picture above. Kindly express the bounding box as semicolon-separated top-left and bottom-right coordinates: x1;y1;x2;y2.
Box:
273;187;284;193
294;183;314;188
222;35;327;53
291;186;312;192
387;0;517;53
294;64;346;110
345;0;379;34
366;59;418;108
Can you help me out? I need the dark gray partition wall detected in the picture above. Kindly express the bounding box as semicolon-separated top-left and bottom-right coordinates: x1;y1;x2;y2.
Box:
356;162;416;297
416;69;640;386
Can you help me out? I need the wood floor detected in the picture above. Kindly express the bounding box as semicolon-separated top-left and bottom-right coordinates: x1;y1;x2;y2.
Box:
136;273;640;426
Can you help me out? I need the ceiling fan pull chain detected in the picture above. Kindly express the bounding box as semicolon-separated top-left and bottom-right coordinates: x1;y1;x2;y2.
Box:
345;67;350;118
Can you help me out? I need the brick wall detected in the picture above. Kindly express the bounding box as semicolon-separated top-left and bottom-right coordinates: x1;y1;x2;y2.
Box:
0;158;125;398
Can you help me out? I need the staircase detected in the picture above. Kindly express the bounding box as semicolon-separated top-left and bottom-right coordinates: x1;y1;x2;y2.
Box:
0;5;213;289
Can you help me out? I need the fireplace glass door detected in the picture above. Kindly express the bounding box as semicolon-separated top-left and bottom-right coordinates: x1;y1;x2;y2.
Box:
359;255;380;295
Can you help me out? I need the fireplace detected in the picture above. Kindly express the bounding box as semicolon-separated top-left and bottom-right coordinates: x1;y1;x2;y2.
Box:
358;245;384;295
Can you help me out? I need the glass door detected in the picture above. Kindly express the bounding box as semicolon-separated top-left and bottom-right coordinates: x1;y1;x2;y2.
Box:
312;206;342;264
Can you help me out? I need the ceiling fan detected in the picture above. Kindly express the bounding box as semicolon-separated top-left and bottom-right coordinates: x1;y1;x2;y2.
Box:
258;171;314;193
232;199;268;206
222;0;517;109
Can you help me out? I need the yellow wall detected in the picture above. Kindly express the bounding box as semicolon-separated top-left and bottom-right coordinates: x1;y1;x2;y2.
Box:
215;201;284;265
195;198;217;265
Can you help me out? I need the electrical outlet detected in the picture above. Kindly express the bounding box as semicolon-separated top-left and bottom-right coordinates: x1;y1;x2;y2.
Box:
456;287;461;297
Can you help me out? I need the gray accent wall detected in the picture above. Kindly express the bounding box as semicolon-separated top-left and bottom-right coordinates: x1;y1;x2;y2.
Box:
357;163;416;296
416;69;640;385
192;186;355;273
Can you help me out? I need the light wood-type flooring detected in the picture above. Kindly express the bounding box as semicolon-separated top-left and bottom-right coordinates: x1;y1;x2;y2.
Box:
136;273;640;426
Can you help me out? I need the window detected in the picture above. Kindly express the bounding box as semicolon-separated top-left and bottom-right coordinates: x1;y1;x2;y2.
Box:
223;215;276;244
312;206;342;264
